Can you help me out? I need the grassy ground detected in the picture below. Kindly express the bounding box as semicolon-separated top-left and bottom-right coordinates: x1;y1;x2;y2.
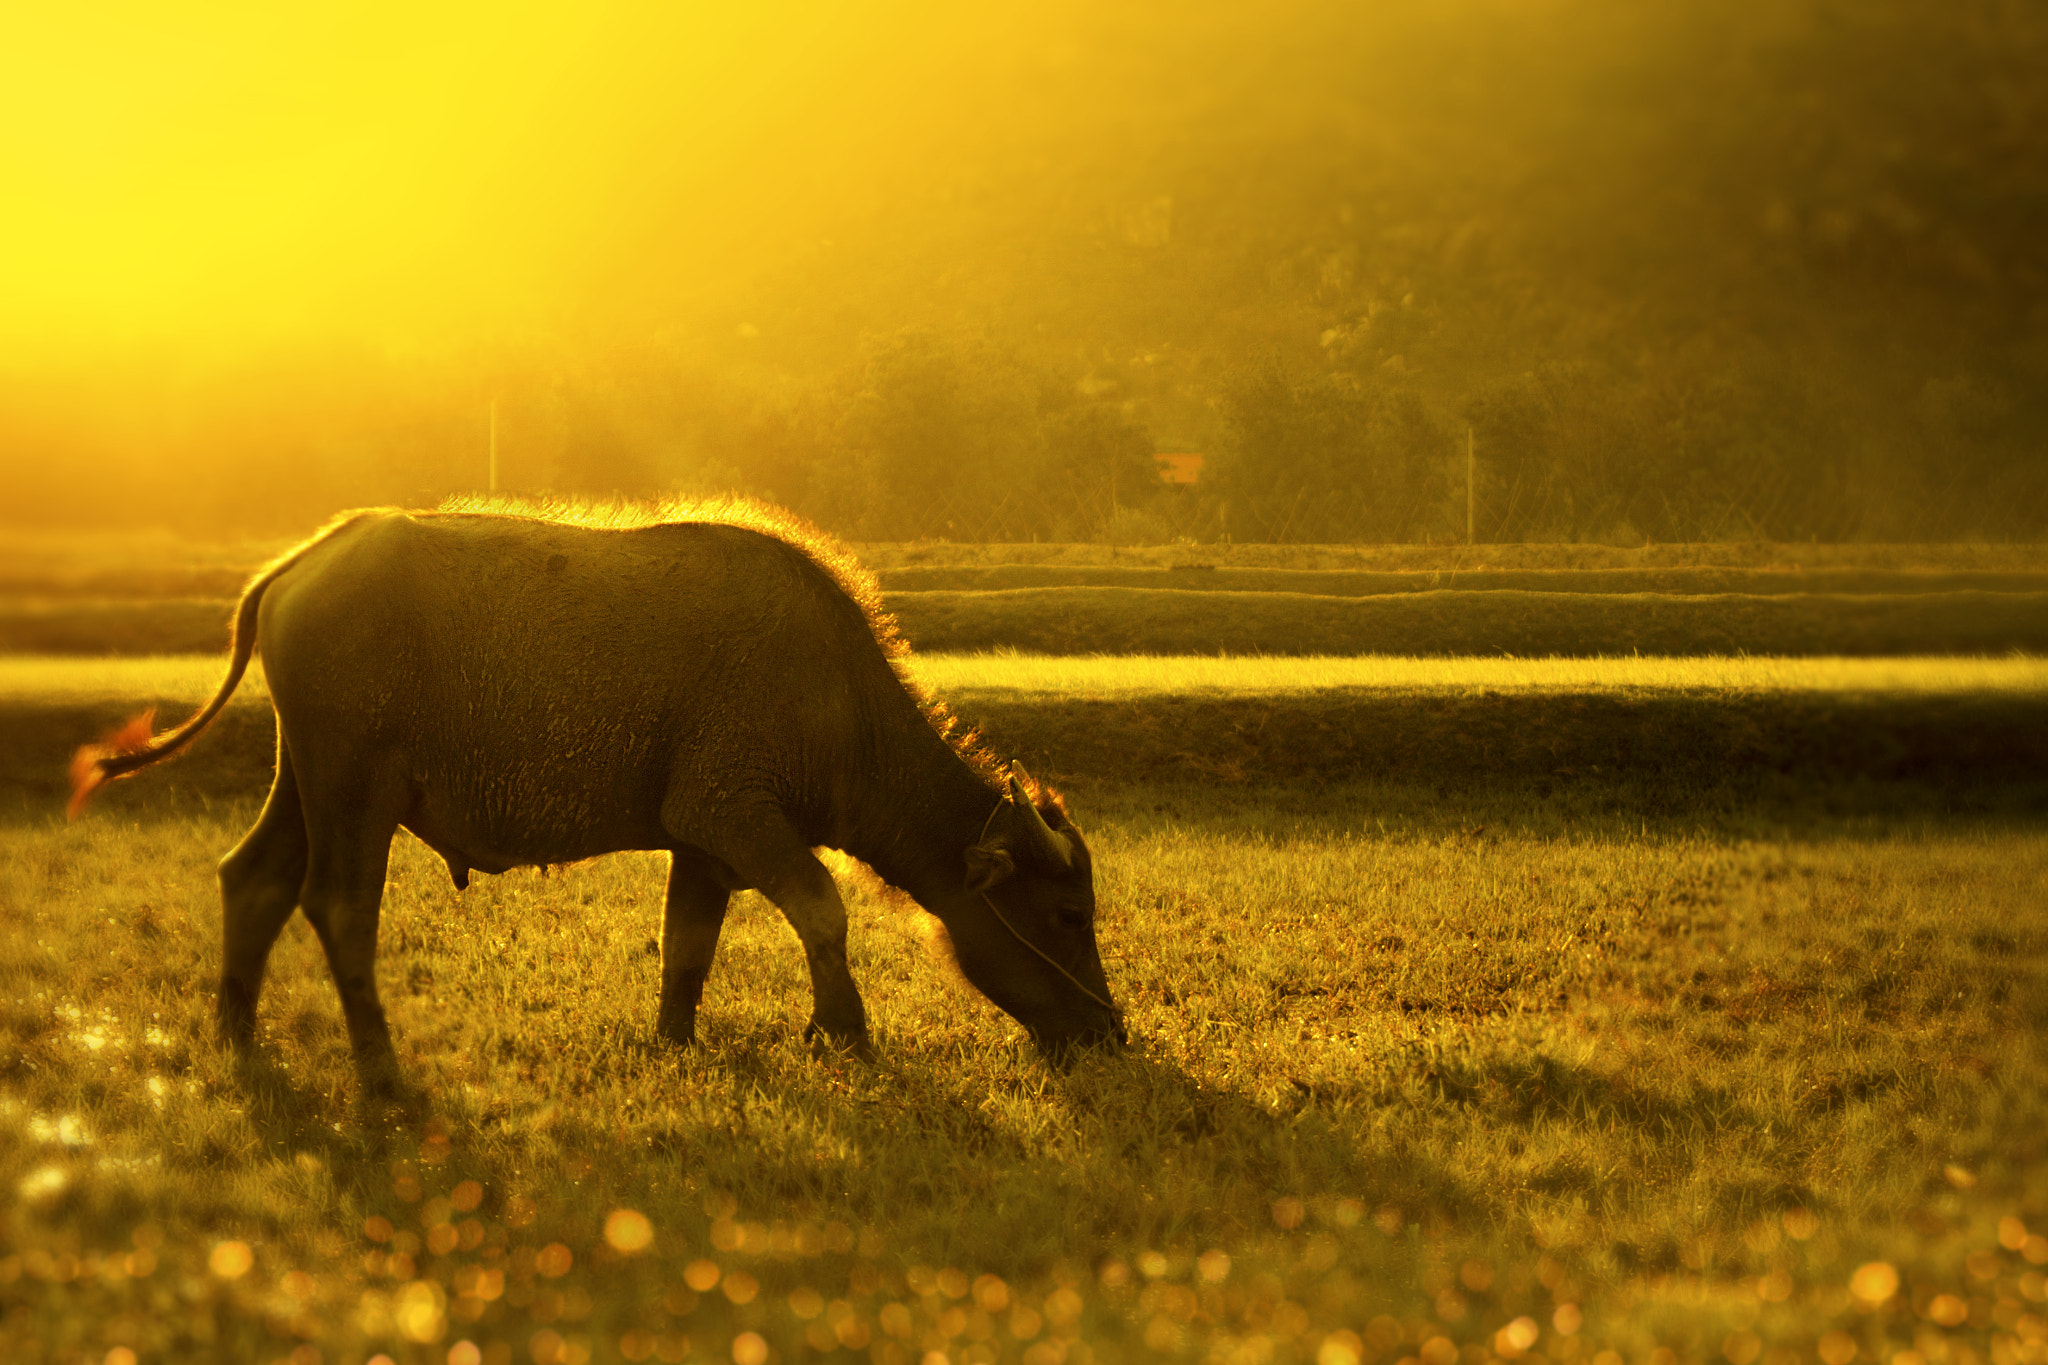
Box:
875;568;2048;597
7;529;2044;661
0;531;294;600
887;589;2048;658
1;781;2044;1365
9;591;2048;658
3;644;2043;1364
5;530;2043;601
903;655;2048;699
8;655;2046;819
0;600;245;657
20;563;2048;602
12;653;2047;705
854;542;2048;573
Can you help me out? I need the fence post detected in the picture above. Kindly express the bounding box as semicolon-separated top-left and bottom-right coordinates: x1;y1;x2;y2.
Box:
1466;426;1476;544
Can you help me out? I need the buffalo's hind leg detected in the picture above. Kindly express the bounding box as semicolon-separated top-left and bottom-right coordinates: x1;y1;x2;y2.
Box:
294;773;406;1095
216;737;309;1051
656;851;732;1046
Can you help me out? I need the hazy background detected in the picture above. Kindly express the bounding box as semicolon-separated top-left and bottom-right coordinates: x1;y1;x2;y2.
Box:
3;0;2043;543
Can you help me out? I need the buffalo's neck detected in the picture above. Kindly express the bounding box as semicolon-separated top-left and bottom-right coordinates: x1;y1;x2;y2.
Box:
840;724;996;918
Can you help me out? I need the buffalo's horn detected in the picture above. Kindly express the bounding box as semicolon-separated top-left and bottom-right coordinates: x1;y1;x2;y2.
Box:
1008;761;1071;868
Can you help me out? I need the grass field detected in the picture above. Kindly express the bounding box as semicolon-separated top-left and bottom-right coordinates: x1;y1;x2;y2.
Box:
18;563;2048;603
12;653;2047;706
854;543;2048;574
7;530;2046;660
2;780;2045;1365
874;568;2048;598
2;531;2045;1365
6;530;2044;601
885;589;2048;659
7;654;2047;820
904;655;2048;699
8;591;2048;659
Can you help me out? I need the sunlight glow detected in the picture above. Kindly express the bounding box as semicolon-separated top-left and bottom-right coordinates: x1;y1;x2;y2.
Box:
906;653;2048;698
0;1;964;351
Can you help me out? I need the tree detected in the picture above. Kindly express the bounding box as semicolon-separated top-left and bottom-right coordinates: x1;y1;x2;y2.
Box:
1038;404;1159;542
1216;367;1451;542
1465;364;1646;543
817;330;1050;540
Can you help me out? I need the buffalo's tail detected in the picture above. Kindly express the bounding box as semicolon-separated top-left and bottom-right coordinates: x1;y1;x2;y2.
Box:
66;510;379;819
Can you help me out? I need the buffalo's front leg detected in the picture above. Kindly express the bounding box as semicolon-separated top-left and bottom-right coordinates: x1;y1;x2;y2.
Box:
747;850;870;1056
780;864;871;1059
669;807;871;1059
657;853;732;1046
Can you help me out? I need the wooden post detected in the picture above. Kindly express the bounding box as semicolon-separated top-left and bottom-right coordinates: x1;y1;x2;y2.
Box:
1466;426;1475;544
488;399;500;493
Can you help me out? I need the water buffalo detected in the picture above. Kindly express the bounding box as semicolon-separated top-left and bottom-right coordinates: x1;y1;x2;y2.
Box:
70;504;1123;1087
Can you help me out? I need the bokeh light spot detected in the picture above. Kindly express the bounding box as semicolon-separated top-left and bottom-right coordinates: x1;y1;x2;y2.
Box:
605;1209;654;1255
208;1240;253;1279
1850;1262;1899;1306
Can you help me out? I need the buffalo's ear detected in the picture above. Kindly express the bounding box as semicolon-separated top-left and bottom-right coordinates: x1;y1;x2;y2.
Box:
964;841;1015;893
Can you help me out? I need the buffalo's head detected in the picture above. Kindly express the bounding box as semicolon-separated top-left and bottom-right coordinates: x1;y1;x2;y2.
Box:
956;762;1124;1056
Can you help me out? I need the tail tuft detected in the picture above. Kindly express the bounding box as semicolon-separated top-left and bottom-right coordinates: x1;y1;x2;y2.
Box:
67;708;158;821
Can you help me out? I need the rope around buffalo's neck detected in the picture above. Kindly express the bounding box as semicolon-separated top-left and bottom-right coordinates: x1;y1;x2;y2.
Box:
976;798;1121;1020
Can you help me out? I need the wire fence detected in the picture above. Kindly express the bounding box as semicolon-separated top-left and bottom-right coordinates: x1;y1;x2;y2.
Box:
896;458;2048;547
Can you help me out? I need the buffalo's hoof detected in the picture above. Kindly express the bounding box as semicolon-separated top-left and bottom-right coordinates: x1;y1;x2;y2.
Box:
350;1053;424;1118
803;1022;875;1064
353;1078;427;1126
655;1017;697;1049
1033;1025;1128;1067
216;1022;260;1055
216;990;260;1052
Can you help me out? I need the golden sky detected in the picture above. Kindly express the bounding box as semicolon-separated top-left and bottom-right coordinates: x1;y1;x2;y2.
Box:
0;0;1022;354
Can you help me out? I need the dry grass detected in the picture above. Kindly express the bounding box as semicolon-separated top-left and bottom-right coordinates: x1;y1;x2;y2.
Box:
7;528;2045;602
886;588;2048;658
855;541;2048;573
0;656;273;704
0;529;293;599
0;785;2042;1365
10;653;2045;709
904;654;2048;699
7;655;2046;822
876;566;2048;597
10;589;2048;659
7;524;2046;664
